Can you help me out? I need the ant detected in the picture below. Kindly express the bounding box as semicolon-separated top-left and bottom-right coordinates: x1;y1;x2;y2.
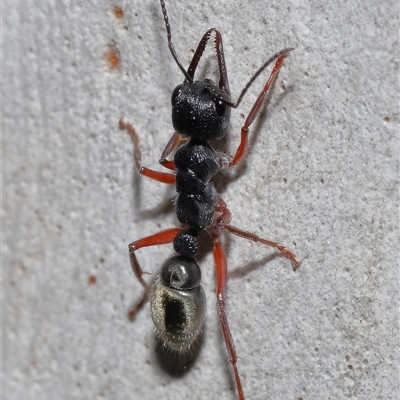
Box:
119;1;300;399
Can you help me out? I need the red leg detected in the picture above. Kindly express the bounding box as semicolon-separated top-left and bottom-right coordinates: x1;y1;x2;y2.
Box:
214;196;300;270
119;119;176;184
229;54;289;167
159;132;188;170
208;196;299;400
212;235;245;400
127;227;182;320
223;224;301;271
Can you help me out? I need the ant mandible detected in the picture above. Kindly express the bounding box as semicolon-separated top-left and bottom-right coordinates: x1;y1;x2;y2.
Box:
119;1;300;399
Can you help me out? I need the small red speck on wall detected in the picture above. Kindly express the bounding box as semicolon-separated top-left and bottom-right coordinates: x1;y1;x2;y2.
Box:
113;6;124;19
105;44;120;69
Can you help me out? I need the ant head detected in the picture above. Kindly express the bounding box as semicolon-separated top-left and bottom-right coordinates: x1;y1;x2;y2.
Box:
171;79;231;140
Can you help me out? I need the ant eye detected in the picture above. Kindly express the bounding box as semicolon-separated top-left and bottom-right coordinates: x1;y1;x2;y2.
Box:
171;84;183;106
214;98;228;116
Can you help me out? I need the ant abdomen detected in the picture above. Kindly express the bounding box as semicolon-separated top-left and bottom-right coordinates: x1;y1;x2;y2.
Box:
150;256;206;352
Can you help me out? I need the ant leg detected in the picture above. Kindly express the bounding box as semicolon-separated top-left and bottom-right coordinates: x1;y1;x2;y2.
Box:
159;132;188;171
215;196;300;270
229;54;289;167
119;118;176;184
223;224;301;271
212;235;245;400
214;195;232;224
128;227;182;320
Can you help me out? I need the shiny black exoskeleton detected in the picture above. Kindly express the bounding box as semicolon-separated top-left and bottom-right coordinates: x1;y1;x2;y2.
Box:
122;2;299;398
172;80;231;258
171;79;231;140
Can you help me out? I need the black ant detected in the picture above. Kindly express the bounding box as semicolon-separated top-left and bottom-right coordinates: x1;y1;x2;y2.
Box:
119;1;300;399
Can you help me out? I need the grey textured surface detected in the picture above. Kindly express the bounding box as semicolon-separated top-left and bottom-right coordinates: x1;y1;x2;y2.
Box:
3;0;399;399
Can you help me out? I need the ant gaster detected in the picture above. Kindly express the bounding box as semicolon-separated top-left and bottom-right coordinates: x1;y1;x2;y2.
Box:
119;1;300;399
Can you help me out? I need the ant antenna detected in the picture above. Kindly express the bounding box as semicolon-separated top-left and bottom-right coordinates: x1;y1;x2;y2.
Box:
160;0;194;83
224;47;294;109
160;0;292;109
